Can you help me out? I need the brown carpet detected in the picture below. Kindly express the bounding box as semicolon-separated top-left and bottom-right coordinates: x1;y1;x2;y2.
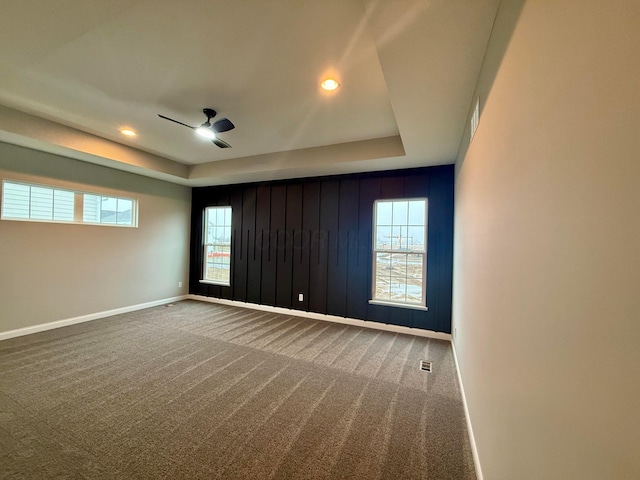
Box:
0;300;476;479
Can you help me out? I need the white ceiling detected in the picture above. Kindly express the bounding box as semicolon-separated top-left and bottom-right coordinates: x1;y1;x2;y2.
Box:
0;0;500;186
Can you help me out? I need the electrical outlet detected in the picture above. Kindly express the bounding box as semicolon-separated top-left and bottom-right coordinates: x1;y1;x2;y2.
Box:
298;293;303;302
178;281;183;288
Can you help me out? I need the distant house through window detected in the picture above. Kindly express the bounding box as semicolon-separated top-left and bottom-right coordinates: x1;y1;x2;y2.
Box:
202;206;232;286
371;198;428;309
1;179;137;227
83;195;134;225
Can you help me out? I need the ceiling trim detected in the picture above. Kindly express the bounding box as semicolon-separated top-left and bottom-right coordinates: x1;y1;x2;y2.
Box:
1;104;406;187
0;105;190;183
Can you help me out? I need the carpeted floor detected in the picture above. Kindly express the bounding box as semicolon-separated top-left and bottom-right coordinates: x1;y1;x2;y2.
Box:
0;300;476;479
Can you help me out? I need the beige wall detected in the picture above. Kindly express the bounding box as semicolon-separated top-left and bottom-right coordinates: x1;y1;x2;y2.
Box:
453;1;640;479
0;142;191;333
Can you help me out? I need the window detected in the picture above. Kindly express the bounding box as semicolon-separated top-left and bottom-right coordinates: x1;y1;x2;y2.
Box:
371;199;428;309
83;194;134;225
2;181;74;222
1;180;137;227
202;206;232;286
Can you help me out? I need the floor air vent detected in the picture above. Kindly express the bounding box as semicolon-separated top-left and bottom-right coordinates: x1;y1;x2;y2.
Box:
419;360;432;372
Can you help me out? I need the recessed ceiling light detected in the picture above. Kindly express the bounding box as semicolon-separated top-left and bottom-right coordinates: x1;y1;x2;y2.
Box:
320;78;340;91
120;128;137;137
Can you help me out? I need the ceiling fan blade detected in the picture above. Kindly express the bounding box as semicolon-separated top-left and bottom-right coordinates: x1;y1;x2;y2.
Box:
212;118;235;133
212;138;232;148
158;114;195;129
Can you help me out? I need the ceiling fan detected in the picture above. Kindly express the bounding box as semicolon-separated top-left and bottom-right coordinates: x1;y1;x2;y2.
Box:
158;108;235;148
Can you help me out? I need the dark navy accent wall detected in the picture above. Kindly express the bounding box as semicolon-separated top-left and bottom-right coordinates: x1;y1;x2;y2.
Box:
190;165;454;333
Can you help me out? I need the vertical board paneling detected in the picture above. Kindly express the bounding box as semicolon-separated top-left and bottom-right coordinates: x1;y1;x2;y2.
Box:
291;182;310;310
270;185;288;308
322;180;342;316
190;166;455;333
334;179;359;318
285;184;303;308
217;190;232;300
403;173;430;329
425;168;454;333
356;178;380;319
244;187;260;305
299;182;320;311
230;189;246;301
190;189;206;296
403;173;429;198
257;186;274;305
307;181;327;314
380;175;404;199
361;178;388;325
345;177;370;320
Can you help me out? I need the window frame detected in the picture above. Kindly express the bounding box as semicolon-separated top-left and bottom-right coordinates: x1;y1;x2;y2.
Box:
370;198;428;310
1;179;138;228
200;206;232;287
82;194;137;226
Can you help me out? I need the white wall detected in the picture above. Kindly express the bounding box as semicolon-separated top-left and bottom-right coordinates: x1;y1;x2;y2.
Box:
0;142;191;333
453;1;640;479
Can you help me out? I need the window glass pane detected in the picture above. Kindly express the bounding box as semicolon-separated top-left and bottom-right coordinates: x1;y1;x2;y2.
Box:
376;201;392;226
407;253;423;303
376;251;391;271
83;194;100;223
116;198;133;225
204;245;230;283
223;226;232;243
407;253;423;279
2;182;30;219
218;226;227;243
100;196;117;224
389;225;399;250
392;201;408;226
389;278;407;303
53;190;74;221
390;253;407;277
408;200;425;225
374;252;392;301
375;225;391;250
30;186;53;220
390;225;409;250
205;211;213;243
407;225;425;252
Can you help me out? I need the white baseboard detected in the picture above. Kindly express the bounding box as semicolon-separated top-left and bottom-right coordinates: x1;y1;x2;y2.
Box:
188;294;452;341
0;295;189;341
452;341;483;480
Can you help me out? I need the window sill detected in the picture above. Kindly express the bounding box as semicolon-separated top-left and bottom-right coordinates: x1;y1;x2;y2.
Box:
368;300;428;311
200;280;231;287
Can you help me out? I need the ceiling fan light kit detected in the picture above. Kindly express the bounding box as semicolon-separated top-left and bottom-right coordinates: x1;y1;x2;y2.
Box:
158;107;234;148
196;125;216;140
